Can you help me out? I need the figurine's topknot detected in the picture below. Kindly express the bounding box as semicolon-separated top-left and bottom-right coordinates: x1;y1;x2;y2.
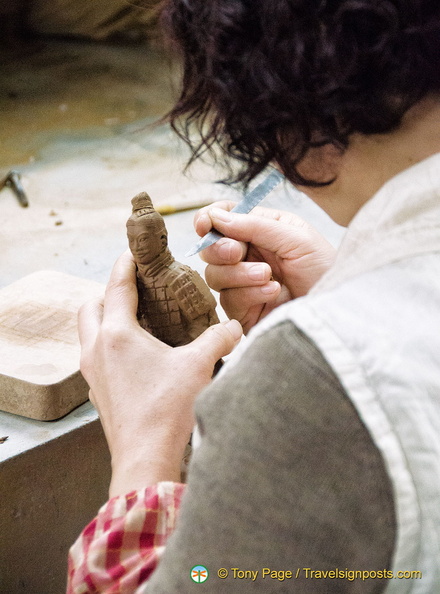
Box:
131;192;156;218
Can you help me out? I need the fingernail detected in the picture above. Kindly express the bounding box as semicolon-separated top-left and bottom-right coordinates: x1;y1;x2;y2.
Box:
217;239;234;260
223;319;243;341
197;213;211;229
209;207;232;222
248;264;267;281
261;281;280;294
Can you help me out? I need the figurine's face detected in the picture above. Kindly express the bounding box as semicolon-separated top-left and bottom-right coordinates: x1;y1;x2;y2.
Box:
127;218;167;265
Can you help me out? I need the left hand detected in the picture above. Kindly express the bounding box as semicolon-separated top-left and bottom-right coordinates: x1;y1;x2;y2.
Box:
78;250;242;497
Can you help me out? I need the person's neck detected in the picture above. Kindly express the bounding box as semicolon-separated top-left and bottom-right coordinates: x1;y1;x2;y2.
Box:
301;94;440;226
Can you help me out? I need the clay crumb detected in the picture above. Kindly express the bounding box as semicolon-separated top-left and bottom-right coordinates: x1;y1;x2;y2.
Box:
49;210;57;216
0;436;9;444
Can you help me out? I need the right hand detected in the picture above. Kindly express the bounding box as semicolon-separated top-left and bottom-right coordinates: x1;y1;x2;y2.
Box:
194;202;337;333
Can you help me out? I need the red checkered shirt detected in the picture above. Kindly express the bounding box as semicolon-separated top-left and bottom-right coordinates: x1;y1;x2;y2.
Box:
67;482;186;593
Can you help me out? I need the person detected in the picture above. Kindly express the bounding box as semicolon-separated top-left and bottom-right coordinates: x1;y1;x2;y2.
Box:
67;1;440;592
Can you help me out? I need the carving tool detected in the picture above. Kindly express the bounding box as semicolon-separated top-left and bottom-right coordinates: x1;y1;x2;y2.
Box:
185;168;284;256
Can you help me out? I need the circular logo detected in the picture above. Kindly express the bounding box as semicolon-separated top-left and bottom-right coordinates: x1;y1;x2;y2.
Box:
191;565;209;583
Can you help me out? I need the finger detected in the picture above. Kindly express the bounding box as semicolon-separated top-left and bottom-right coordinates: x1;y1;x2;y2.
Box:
88;389;96;408
199;237;247;265
219;282;281;321
187;319;243;367
194;200;238;236
205;262;272;292
206;208;305;257
103;250;139;324
78;297;104;349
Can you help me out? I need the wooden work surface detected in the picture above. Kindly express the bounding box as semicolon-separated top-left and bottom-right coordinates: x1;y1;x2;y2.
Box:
0;270;104;420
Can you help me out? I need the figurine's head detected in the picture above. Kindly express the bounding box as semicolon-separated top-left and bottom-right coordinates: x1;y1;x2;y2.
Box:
127;192;169;265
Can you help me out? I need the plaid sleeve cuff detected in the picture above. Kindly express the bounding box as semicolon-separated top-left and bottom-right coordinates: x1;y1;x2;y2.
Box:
67;481;186;593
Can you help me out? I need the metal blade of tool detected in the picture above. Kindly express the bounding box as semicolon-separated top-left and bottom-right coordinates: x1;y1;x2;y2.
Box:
185;169;284;257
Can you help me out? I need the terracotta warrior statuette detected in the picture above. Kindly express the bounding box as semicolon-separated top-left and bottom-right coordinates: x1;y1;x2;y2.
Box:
126;192;220;347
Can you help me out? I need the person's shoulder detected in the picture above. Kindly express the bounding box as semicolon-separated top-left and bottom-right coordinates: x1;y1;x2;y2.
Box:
245;318;348;408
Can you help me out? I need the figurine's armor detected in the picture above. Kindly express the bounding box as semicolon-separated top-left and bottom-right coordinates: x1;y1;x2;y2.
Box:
137;260;219;347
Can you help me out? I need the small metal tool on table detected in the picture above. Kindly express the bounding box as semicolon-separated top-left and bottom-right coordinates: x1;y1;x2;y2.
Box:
0;170;29;207
186;168;284;257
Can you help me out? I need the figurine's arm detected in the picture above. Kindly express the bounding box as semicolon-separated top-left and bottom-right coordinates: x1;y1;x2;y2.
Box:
169;268;219;321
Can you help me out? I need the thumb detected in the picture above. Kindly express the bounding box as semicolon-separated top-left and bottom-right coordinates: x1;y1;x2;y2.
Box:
189;319;243;367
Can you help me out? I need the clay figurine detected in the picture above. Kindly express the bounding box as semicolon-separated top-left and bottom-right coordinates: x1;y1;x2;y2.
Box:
126;192;220;347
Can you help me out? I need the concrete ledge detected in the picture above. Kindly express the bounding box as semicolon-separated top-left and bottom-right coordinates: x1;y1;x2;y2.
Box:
0;403;111;594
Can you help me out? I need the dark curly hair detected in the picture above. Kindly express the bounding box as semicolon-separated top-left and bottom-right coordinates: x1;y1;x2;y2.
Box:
160;0;440;186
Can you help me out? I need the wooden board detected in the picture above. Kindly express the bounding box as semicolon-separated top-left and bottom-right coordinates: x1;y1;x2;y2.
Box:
0;271;104;420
